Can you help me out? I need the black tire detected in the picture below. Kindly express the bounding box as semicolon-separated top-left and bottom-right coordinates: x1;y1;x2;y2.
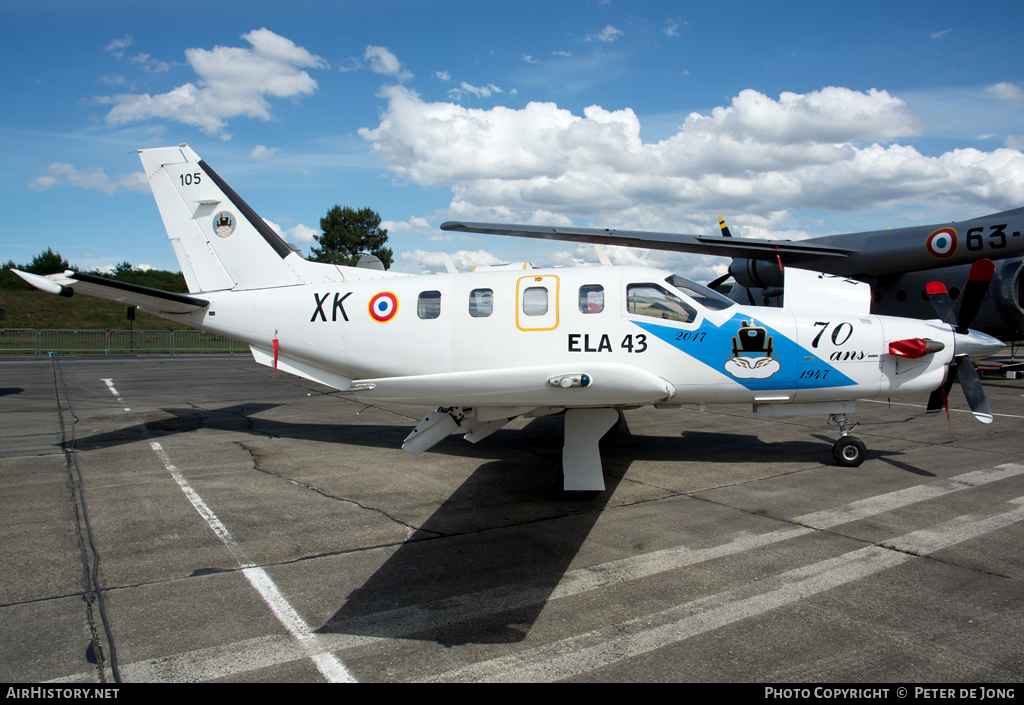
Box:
832;436;866;467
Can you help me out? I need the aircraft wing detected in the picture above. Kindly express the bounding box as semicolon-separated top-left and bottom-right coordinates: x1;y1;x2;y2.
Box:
348;362;676;407
11;269;209;314
439;221;856;263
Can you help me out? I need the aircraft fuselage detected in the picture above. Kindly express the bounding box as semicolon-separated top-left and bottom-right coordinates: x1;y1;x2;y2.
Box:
155;264;955;408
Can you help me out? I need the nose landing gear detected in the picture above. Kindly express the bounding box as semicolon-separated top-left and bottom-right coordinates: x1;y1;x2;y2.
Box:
829;413;866;467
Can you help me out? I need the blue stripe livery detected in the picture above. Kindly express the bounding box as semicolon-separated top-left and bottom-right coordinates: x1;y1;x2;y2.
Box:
634;314;857;390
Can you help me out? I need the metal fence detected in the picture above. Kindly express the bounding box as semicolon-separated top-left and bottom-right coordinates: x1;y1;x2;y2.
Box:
0;329;240;355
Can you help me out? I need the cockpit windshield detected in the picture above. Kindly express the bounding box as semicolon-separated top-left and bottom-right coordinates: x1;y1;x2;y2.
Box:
665;274;736;310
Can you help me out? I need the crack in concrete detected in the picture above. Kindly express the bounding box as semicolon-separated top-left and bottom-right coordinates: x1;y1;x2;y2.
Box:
51;358;117;683
233;440;440;540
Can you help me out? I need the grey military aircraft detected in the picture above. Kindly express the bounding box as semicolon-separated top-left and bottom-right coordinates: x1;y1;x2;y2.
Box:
442;207;1024;341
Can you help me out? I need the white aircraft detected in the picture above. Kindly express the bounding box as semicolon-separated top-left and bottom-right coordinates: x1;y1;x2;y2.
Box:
13;145;1007;491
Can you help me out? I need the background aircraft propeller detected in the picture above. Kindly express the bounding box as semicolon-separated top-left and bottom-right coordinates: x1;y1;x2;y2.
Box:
705;217;782;300
923;259;996;424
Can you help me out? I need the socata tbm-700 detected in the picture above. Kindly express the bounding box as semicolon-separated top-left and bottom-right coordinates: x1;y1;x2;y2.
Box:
14;145;1006;492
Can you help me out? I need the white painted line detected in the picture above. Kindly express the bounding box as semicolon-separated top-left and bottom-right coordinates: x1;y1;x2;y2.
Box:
101;378;130;411
149;441;355;683
50;461;1024;683
286;463;1024;650
794;462;1024;529
48;635;301;683
49;459;1024;680
433;497;1024;682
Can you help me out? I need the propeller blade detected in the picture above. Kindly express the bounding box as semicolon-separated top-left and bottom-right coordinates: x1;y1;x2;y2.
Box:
718;217;733;238
708;273;732;290
955;258;995;334
926;365;957;417
926;281;956;326
956;356;993;423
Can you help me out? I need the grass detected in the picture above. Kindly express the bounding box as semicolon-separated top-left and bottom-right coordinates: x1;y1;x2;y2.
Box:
0;290;196;331
0;265;196;331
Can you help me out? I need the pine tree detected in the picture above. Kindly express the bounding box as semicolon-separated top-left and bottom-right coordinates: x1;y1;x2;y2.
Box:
25;248;71;275
308;206;393;269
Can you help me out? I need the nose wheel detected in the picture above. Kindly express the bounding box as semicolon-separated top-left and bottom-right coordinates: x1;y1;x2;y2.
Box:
832;435;866;467
828;413;866;467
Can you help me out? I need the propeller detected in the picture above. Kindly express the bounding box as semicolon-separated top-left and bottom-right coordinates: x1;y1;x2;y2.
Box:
922;259;997;424
705;217;782;301
708;272;732;291
718;216;733;238
707;217;735;292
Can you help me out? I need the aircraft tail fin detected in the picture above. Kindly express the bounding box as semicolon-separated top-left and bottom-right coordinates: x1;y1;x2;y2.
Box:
138;145;304;293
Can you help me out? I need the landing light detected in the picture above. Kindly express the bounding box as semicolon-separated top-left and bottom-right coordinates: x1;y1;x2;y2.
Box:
549;374;591;389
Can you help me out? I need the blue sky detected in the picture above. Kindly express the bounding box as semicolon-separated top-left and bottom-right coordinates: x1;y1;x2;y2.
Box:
3;0;1022;281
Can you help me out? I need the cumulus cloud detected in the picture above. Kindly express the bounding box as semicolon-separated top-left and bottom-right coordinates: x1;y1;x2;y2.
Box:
262;218;321;244
587;25;623;43
358;85;1024;233
127;52;174;74
104;35;135;59
100;28;327;139
29;163;149;195
249;144;279;160
448;82;503;100
396;248;505;274
986;82;1023;104
364;45;413;81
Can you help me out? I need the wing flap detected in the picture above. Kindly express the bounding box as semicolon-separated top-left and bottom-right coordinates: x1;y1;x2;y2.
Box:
349;362;675;407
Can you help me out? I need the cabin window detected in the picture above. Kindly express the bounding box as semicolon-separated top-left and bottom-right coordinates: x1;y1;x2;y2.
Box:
469;288;493;317
418;290;441;319
522;287;549;316
626;283;697;323
579;285;604;314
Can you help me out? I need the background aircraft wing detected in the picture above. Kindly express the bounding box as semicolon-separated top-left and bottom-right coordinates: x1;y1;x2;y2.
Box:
440;221;856;263
12;269;209;314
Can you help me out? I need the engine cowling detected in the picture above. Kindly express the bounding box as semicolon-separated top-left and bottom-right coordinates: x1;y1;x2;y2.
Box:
728;258;785;289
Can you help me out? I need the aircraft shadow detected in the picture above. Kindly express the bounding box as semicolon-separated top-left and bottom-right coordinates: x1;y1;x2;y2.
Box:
66;403;412;453
69;402;902;646
70;401;832;464
318;414;627;647
314;417;839;647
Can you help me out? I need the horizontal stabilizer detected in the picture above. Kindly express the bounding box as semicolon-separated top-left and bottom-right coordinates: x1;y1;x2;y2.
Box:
12;269;208;314
349;362;675;407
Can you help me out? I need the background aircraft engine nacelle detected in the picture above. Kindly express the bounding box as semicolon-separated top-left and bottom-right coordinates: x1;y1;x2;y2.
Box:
729;258;785;290
993;258;1024;335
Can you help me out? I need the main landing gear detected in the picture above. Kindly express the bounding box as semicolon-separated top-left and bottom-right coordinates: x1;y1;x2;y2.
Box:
828;413;865;467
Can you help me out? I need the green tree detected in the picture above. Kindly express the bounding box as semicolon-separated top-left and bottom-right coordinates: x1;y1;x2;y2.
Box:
25;248;71;275
308;206;393;269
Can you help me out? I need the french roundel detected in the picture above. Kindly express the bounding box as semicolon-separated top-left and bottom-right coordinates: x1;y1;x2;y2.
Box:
926;227;957;259
368;291;399;322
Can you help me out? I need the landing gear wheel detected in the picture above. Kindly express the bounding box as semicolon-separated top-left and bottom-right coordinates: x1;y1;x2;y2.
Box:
832;436;866;467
